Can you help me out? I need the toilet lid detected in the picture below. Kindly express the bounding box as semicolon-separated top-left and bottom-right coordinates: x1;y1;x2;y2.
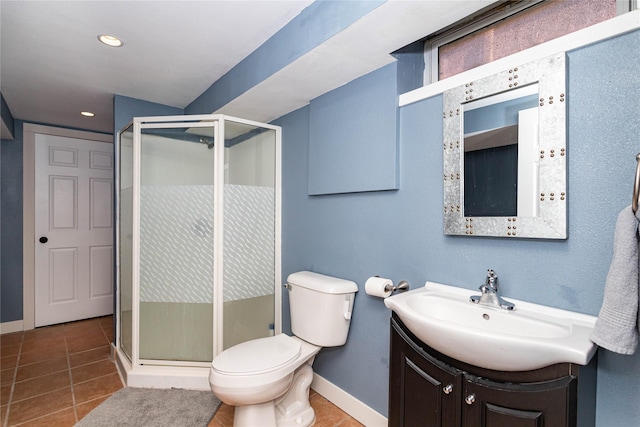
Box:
212;334;301;375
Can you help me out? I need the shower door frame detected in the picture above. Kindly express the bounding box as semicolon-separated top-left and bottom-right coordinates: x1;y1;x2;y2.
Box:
115;114;282;387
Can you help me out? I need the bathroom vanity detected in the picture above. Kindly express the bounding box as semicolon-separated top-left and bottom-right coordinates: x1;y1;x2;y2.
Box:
389;313;597;427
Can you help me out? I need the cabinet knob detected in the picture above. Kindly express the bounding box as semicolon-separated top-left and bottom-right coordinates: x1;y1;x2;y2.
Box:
465;394;476;405
443;384;453;395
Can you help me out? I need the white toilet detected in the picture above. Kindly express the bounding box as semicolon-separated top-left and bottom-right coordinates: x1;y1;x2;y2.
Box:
209;271;358;427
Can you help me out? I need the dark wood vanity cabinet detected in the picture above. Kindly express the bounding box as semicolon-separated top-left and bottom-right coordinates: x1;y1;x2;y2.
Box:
389;315;463;427
389;314;597;427
460;373;575;427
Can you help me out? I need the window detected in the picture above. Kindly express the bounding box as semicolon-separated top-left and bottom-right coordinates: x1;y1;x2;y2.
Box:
425;0;633;84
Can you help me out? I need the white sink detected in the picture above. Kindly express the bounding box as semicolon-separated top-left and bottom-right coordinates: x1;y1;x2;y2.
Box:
384;281;597;371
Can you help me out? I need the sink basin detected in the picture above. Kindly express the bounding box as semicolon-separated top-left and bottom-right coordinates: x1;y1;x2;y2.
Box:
384;281;597;371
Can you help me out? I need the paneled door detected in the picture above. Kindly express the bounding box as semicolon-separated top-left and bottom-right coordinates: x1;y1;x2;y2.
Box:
35;133;114;327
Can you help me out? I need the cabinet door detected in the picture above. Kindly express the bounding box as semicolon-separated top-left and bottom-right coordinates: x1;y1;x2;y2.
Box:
390;321;462;427
462;373;577;427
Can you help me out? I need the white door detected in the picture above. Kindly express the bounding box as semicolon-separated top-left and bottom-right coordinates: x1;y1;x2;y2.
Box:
35;134;114;327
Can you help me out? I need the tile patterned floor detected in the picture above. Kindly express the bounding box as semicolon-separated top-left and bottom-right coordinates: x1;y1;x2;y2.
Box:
1;316;363;427
1;316;121;426
208;390;364;427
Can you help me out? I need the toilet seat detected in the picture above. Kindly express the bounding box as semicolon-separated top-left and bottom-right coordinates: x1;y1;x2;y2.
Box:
212;334;301;375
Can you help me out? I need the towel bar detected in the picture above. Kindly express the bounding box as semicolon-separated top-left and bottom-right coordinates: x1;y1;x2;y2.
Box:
633;153;640;214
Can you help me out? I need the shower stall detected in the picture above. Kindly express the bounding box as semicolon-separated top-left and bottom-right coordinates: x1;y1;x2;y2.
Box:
115;114;281;389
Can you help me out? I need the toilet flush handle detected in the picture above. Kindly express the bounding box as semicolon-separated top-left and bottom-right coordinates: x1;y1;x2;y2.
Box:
343;295;354;320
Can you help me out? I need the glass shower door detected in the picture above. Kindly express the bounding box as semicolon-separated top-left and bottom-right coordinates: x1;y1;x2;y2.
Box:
222;119;278;350
138;124;216;363
118;125;134;361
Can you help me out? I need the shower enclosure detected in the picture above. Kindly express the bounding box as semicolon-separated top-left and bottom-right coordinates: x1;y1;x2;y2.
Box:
116;114;281;388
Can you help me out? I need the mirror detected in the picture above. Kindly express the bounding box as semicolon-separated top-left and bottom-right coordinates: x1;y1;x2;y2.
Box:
443;53;567;239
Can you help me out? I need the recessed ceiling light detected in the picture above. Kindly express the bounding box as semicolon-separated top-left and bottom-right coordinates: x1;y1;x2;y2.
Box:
81;111;95;117
98;34;123;47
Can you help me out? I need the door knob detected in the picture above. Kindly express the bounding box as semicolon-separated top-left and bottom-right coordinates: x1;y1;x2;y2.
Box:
39;236;48;244
465;394;476;405
443;384;453;395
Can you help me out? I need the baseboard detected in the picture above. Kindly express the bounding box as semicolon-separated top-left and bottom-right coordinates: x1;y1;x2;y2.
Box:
0;320;24;335
312;373;387;427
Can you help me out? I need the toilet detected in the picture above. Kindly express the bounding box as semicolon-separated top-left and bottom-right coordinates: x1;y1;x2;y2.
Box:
209;271;358;427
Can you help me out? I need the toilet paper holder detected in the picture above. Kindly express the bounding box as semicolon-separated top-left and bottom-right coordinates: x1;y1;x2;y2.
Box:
385;280;410;294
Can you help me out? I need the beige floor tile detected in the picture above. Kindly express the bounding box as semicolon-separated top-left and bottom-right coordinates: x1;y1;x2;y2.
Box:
63;322;104;340
71;359;118;384
310;392;353;427
1;332;24;348
1;354;19;371
207;417;224;427
68;346;111;368
211;402;235;427
18;346;67;366
12;370;71;402
72;372;123;405
23;324;63;336
63;318;101;331
1;343;22;358
6;387;73;426
13;407;77;427
66;334;110;354
336;417;365;427
21;325;64;343
99;323;114;334
4;315;361;427
75;394;110;420
15;356;68;382
1;367;16;387
20;337;67;355
211;392;364;427
101;326;115;342
1;383;12;406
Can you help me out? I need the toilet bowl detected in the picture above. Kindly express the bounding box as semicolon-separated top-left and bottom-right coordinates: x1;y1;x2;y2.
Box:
209;334;320;426
209;271;358;427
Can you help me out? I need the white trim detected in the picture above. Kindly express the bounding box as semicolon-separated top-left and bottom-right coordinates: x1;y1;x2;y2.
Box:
115;348;210;390
423;0;545;85
114;353;388;424
114;127;124;365
131;119;141;366
213;119;225;356
0;320;24;334
22;123;112;331
311;373;387;427
401;9;640;107
274;125;283;335
132;113;281;132
115;114;281;381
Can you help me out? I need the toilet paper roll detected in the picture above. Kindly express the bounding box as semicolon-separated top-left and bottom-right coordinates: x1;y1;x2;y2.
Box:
365;276;393;298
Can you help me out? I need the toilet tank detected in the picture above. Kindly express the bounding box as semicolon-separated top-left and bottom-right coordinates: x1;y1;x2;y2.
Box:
287;271;358;347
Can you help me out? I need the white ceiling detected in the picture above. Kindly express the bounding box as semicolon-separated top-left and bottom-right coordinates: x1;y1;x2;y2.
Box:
1;0;493;138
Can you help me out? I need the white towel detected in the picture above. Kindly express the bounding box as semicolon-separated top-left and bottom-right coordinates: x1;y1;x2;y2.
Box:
591;205;640;355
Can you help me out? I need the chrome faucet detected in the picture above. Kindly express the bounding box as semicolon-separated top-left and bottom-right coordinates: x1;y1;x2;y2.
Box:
470;269;515;310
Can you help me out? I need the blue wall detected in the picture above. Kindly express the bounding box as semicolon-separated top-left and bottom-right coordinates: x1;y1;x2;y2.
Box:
2;3;638;424
1;92;15;138
308;63;399;195
1;121;24;322
187;0;384;115
114;94;184;135
0;94;168;325
276;29;640;423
